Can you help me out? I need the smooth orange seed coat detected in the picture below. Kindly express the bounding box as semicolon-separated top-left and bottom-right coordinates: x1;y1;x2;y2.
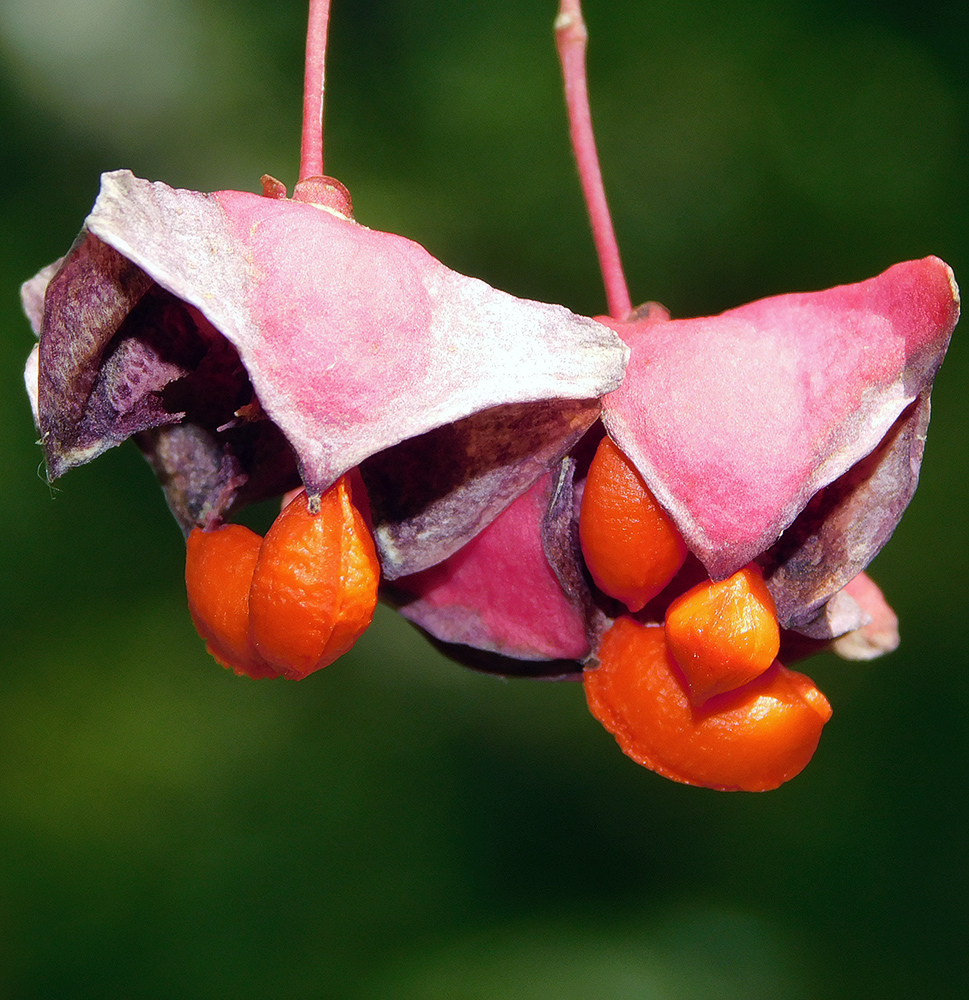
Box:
579;435;687;612
665;564;780;706
585;618;832;791
248;478;380;680
185;524;278;679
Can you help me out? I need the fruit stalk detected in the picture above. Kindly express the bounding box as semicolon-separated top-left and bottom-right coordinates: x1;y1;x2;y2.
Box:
300;0;331;180
555;0;631;319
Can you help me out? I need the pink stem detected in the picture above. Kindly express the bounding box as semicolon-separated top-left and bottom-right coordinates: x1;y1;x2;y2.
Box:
555;0;631;320
299;0;331;181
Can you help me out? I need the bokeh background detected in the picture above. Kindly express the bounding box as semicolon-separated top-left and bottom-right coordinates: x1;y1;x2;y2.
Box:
1;0;967;996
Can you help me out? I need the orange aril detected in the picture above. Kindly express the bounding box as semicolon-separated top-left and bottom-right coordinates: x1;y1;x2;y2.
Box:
665;565;780;705
579;435;687;611
185;524;278;679
585;618;831;791
248;478;380;679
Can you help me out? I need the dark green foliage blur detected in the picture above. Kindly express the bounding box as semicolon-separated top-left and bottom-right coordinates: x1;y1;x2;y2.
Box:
1;0;966;996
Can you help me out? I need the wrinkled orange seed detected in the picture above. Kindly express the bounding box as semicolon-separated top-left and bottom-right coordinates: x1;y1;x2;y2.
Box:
665;564;780;705
585;617;832;791
248;478;380;679
185;523;278;679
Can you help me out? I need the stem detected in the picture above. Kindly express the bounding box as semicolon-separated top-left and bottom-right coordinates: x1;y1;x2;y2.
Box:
299;0;331;181
555;0;631;319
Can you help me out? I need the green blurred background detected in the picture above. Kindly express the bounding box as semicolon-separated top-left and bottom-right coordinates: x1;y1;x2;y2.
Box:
1;0;966;996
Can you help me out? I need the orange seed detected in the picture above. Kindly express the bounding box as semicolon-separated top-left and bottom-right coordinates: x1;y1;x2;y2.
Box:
247;478;380;679
665;564;780;705
579;435;687;612
185;524;278;679
585;617;831;791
